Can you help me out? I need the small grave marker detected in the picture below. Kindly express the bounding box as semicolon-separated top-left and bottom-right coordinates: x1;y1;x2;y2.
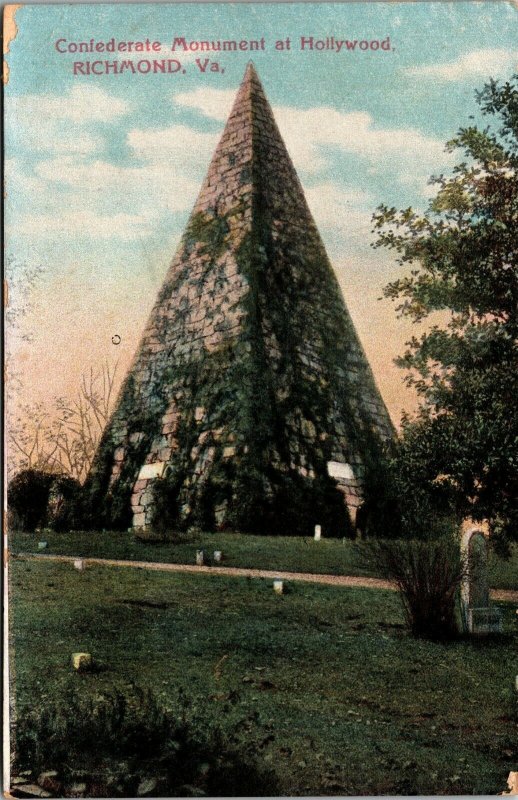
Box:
314;525;322;541
196;549;206;566
213;550;222;563
73;559;85;571
38;541;48;550
71;652;93;672
273;579;284;595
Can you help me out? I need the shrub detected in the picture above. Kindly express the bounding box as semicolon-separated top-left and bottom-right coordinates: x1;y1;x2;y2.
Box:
13;686;278;797
7;470;55;531
360;535;465;641
47;475;83;531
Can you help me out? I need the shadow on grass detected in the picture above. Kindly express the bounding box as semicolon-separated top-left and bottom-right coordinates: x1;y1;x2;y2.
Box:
12;685;279;797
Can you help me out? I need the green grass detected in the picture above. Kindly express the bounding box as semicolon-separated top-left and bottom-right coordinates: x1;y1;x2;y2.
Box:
9;557;517;795
9;529;518;590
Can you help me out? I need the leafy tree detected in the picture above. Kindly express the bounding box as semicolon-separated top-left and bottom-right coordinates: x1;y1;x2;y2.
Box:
373;75;518;548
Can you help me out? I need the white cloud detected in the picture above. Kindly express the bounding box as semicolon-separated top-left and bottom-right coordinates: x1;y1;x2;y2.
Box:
33;155;202;215
305;182;373;229
406;48;518;81
127;123;217;165
171;86;452;182
9;209;155;240
275;106;450;177
6;85;131;156
175;87;235;121
10;83;131;123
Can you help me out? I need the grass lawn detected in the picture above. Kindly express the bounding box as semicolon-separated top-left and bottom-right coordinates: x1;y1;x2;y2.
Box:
10;529;518;590
9;557;517;795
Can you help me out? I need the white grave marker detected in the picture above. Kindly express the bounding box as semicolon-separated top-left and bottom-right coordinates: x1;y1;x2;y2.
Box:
273;580;284;595
314;525;322;541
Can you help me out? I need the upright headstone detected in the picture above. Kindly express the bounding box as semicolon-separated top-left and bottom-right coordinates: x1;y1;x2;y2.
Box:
314;525;322;541
460;520;502;634
467;532;489;608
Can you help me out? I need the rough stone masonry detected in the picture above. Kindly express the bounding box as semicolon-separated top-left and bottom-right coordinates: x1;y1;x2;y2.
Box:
84;63;394;536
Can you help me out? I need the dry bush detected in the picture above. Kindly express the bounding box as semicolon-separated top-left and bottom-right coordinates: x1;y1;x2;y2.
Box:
360;536;465;640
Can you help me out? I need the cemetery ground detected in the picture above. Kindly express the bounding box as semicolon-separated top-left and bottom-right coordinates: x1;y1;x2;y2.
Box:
9;555;518;796
10;529;518;590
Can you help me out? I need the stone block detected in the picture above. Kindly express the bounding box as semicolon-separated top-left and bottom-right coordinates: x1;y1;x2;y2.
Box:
37;771;61;794
71;652;93;672
138;462;167;480
13;784;51;798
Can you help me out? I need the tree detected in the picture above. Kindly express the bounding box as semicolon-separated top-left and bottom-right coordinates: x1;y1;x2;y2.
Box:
373;75;518;548
7;361;119;483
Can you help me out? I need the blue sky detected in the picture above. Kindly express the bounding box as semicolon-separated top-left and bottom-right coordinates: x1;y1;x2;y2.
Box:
5;1;518;422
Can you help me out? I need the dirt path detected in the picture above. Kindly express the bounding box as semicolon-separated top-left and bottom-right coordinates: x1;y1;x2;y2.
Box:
11;551;518;602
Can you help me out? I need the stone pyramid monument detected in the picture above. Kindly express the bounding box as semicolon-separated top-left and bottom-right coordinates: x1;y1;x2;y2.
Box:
85;63;394;536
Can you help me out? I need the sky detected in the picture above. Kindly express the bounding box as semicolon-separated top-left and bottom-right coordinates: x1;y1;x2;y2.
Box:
5;1;518;427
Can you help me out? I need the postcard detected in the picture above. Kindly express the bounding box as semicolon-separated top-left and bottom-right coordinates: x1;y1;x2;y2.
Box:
4;1;518;796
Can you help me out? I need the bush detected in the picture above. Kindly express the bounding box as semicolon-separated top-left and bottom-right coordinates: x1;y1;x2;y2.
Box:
360;536;465;641
7;470;55;531
47;475;83;531
13;686;278;797
7;470;84;532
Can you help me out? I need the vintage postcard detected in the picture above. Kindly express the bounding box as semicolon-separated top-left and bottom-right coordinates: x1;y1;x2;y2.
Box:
4;1;518;796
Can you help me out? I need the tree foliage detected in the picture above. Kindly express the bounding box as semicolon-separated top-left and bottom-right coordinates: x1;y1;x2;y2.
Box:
7;361;118;483
373;76;518;545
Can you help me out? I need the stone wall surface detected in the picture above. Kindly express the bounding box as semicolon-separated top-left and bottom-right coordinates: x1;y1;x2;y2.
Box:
85;63;394;535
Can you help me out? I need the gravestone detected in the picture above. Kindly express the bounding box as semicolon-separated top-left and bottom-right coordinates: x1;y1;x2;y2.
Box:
460;520;502;634
71;652;92;671
314;525;322;541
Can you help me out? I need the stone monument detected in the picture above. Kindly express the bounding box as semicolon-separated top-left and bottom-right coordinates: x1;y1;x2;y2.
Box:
460;520;502;634
84;63;394;536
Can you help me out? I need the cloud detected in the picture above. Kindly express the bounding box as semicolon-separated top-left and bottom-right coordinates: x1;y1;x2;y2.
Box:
303;181;378;261
127;123;217;166
175;87;235;120
6;84;131;156
9;209;155;241
10;83;131;123
32;154;202;216
305;182;373;228
406;48;518;81
171;86;452;182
